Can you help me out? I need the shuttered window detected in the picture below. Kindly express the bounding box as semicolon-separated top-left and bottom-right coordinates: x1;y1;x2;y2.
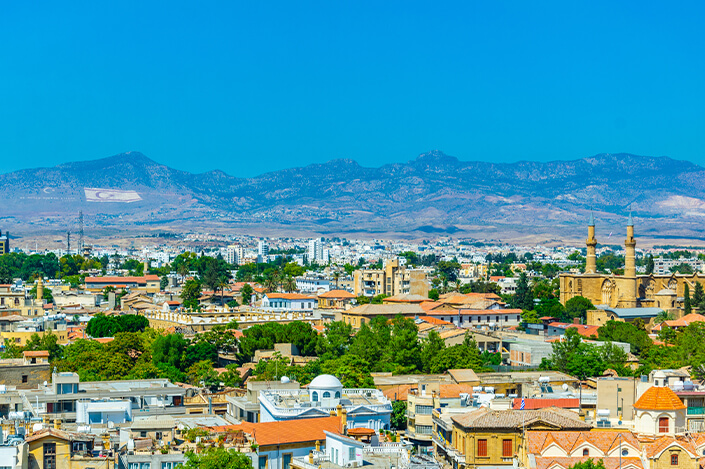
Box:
502;439;512;457
477;439;488;457
659;417;669;433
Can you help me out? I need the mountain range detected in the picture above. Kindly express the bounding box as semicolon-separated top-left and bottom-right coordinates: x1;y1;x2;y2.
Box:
3;151;705;244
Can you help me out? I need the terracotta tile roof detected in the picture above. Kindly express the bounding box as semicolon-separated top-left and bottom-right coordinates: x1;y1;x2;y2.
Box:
419;316;454;326
24;428;93;443
527;430;641;455
643;435;698;458
318;290;355;299
383;385;413;401
633;386;685;410
208;416;342;446
85;276;150;284
439;329;466;340
417;323;437;333
93;337;115;344
22;350;49;357
438;384;475;398
457;308;522;316
383;294;429;303
424;309;461;316
511;398;579;410
347;427;376;437
451;407;591;430
534;457;643;469
265;293;315;300
652;313;705;332
420;301;443;312
567;324;601;338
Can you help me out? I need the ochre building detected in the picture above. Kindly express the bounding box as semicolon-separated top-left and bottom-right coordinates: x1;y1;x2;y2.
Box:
560;214;704;316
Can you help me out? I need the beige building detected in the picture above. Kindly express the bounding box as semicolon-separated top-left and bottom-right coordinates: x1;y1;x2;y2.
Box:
560;214;705;315
341;303;425;329
353;259;428;297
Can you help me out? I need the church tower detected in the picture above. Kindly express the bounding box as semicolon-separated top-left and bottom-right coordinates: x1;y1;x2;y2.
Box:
585;211;597;274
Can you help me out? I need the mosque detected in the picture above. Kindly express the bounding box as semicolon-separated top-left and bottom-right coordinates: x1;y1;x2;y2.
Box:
559;213;705;326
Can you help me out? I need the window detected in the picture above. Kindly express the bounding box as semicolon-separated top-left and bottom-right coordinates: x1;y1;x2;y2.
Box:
283;453;292;469
582;449;589;456
323;391;331;398
140;431;147;437
155;431;163;440
505;316;508;322
162;464;175;469
659;417;669;433
502;439;512;457
129;464;140;469
335;391;341;398
416;425;432;435
22;375;28;383
415;405;433;415
349;447;356;460
140;464;151;469
312;391;319;402
671;455;678;465
477;439;488;457
44;443;56;469
622;449;628;457
259;456;268;469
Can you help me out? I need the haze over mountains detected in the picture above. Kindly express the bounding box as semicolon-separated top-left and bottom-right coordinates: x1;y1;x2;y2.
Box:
3;151;705;243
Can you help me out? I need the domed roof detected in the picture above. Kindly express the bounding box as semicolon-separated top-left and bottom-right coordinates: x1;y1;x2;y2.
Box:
634;386;685;411
656;288;676;295
309;374;343;389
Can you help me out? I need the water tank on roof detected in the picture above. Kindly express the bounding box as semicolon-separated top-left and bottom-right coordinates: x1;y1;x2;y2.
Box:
281;376;290;384
538;377;550;384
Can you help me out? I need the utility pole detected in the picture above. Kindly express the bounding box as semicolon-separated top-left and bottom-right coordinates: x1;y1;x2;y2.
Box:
66;231;71;255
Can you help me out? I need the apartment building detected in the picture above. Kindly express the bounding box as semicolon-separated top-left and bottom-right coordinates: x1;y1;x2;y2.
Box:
353;259;428;297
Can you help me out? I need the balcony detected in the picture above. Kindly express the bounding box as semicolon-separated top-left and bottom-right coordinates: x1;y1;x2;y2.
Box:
687;406;705;416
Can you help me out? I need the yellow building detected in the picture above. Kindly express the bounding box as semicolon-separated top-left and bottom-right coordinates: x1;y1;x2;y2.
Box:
353;259;429;297
341;303;425;329
26;426;114;469
0;230;9;255
435;407;591;469
560;214;705;316
317;289;355;310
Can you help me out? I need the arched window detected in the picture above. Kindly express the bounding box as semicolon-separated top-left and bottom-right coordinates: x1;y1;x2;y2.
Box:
323;391;331;398
335;391;341;399
583;449;589;457
622;449;628;457
659;417;669;433
312;391;319;402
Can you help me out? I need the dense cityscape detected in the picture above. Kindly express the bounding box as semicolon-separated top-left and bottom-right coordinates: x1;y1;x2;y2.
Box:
1;215;705;468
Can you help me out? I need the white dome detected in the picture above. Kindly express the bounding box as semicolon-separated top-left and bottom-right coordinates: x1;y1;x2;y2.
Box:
309;374;343;389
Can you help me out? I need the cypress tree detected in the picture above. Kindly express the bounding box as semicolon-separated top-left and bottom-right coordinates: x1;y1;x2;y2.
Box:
684;283;692;315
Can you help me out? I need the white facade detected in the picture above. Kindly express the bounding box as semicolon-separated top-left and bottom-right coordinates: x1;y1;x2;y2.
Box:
325;431;364;467
226;244;244;265
258;241;269;257
296;276;331;293
77;399;132;425
261;294;316;312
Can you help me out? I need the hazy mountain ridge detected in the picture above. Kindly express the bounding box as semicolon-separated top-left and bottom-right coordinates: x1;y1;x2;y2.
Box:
2;150;705;241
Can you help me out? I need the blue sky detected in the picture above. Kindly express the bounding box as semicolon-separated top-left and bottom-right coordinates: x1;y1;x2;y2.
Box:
1;1;703;176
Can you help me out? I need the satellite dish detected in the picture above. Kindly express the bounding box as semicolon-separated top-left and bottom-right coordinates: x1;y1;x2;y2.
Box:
562;384;568;391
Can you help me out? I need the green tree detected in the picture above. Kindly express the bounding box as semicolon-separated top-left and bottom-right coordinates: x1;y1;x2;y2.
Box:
597;320;652;356
428;289;439;301
684;283;692;315
567;459;606;469
421;330;446;373
564;296;594;322
24;332;63;361
181;279;202;310
29;284;54;303
240;284;254;305
188;360;221;389
152;334;188;370
391;400;407;430
388;316;421;374
86;314;122;338
183;341;218;369
514;272;533;311
693;282;705;309
321;354;374;387
645;255;654;275
430;343;483;374
316;321;353;359
181;447;254;469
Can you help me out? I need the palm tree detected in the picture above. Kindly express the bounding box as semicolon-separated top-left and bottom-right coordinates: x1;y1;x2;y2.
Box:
177;263;189;280
333;271;341;289
284;276;297;293
217;278;229;306
263;275;278;293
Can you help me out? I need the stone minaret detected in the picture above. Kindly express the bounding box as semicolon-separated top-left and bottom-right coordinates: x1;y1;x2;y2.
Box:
36;276;44;302
585;211;597;274
625;212;636;277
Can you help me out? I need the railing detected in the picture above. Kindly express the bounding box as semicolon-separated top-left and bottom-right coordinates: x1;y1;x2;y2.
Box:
687;406;705;415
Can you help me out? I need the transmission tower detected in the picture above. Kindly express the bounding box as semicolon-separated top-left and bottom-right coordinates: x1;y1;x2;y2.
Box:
78;211;84;254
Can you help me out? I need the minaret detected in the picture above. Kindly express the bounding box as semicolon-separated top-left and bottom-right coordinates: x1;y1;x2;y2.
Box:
624;212;636;277
36;276;44;303
585;211;597;274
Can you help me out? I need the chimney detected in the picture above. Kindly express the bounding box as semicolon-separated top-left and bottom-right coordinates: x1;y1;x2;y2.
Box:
341;409;347;431
315;440;321;452
53;419;61;430
573;318;581;325
336;404;342;417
